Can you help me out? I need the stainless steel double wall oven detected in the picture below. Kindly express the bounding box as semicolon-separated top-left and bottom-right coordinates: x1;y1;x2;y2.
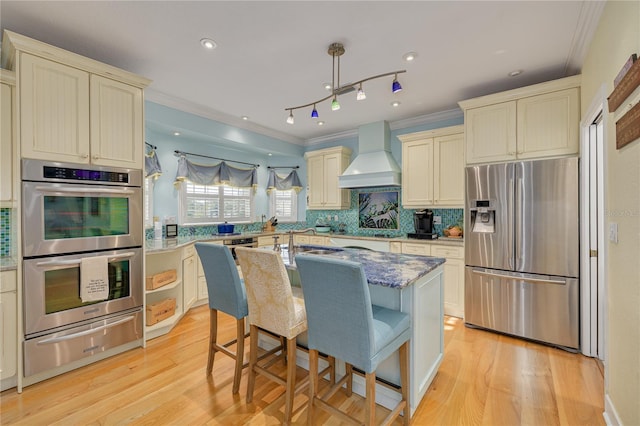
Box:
22;160;144;376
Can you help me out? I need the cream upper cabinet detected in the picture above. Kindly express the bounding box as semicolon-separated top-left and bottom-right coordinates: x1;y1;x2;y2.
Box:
464;101;517;164
0;71;15;205
304;146;352;210
460;75;580;164
398;125;464;208
89;75;144;168
2;31;150;169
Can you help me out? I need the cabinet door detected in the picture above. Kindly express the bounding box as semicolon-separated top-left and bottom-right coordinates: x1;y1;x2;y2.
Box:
402;138;433;207
0;83;13;202
441;257;464;318
307;155;325;208
434;133;464;206
322;152;344;208
0;290;17;380
402;243;431;256
516;88;580;159
90;75;144;169
20;53;90;163
182;255;197;311
465;101;517;164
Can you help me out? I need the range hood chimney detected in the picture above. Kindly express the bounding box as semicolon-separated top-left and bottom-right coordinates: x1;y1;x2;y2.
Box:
338;121;401;188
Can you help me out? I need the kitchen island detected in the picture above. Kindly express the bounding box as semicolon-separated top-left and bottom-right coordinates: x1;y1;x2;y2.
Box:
281;245;446;416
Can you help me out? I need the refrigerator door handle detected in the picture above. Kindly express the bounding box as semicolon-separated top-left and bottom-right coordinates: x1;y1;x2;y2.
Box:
514;170;524;270
471;268;567;285
508;171;515;270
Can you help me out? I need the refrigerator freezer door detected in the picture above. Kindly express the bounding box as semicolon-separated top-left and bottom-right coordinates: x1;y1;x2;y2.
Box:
465;163;514;270
515;157;579;277
465;267;579;349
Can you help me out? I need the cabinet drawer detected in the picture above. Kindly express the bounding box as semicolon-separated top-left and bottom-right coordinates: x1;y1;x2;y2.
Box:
402;243;431;256
257;236;274;247
0;270;16;292
183;244;196;259
309;236;328;245
431;246;464;259
390;242;402;253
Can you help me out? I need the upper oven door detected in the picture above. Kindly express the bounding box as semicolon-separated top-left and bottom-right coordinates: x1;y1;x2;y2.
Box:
22;181;143;257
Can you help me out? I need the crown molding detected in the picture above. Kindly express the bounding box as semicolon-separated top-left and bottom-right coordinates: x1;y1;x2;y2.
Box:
564;0;606;75
145;88;305;146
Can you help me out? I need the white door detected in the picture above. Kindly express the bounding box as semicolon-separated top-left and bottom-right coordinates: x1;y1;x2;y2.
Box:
581;109;606;360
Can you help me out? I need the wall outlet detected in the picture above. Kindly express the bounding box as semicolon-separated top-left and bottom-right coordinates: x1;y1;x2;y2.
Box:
334;215;339;221
433;216;442;225
327;214;332;222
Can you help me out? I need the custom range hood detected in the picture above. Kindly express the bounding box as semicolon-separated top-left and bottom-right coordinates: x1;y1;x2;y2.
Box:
338;121;401;188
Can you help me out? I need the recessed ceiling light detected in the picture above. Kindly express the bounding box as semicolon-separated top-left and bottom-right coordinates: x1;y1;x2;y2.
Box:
318;121;325;126
323;82;332;91
173;131;181;136
403;52;418;62
508;69;523;77
494;49;507;55
268;153;273;156
391;101;401;107
200;38;217;50
241;116;249;121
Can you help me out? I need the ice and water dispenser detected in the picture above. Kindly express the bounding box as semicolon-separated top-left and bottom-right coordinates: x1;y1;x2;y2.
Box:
469;200;495;233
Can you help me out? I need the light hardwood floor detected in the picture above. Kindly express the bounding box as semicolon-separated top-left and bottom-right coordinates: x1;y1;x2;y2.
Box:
0;306;605;425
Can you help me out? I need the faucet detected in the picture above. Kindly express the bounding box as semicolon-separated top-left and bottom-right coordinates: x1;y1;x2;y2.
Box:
288;228;317;258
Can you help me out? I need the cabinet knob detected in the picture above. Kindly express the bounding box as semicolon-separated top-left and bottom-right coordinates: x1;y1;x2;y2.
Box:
81;154;89;159
93;155;100;160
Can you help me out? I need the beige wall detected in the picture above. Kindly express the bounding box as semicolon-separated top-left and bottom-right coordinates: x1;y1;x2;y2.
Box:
580;1;640;424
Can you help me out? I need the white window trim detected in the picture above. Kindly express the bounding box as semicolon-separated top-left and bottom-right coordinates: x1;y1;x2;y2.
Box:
269;189;298;223
178;181;254;225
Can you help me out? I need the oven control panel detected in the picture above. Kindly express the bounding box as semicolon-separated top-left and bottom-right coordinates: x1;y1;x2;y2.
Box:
43;165;129;184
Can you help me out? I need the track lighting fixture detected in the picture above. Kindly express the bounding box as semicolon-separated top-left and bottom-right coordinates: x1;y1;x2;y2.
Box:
285;42;406;123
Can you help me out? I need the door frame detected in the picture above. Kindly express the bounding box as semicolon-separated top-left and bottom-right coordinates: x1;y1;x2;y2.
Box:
579;83;608;360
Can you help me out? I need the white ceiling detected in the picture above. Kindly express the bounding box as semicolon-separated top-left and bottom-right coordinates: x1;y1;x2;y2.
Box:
0;1;604;145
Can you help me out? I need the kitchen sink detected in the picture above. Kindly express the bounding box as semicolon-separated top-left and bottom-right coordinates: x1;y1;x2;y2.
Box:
302;249;335;255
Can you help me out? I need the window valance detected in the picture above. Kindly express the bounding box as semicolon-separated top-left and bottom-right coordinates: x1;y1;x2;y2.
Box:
145;148;162;180
174;155;258;189
266;169;303;194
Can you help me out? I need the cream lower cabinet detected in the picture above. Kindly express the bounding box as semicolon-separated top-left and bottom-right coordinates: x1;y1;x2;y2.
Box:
5;32;149;169
460;76;580;164
304;146;352;210
1;72;16;206
182;245;197;312
195;240;223;303
402;242;465;318
399;126;464;208
431;246;465;318
0;270;17;390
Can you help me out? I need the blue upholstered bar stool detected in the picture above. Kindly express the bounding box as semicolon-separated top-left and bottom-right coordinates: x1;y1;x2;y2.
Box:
194;243;248;394
296;254;411;426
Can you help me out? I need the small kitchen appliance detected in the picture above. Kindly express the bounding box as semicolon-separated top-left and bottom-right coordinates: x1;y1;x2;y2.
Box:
408;209;437;240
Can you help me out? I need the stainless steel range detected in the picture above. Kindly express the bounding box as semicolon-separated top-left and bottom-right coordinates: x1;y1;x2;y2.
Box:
21;160;144;377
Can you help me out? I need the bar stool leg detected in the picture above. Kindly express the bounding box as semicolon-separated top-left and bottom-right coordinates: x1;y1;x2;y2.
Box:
345;363;353;397
399;341;410;425
284;337;297;425
207;309;218;375
365;372;376;426
246;324;259;403
307;349;319;426
232;318;245;394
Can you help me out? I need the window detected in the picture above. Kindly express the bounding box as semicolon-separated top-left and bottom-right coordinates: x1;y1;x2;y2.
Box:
180;181;253;225
269;189;298;223
144;177;154;228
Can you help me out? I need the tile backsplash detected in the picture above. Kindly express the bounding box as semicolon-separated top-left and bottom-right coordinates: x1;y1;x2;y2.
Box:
0;208;13;257
306;187;463;237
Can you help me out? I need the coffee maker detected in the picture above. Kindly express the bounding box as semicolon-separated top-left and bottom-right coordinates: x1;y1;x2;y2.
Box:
408;209;438;240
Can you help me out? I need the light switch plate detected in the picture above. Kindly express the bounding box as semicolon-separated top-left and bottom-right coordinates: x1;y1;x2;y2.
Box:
433;216;442;225
609;222;618;243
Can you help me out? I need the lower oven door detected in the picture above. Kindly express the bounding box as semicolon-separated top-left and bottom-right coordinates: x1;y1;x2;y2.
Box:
23;248;143;337
24;308;143;377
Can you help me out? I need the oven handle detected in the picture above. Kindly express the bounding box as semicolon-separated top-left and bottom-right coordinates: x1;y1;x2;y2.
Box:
35;315;136;345
35;252;137;267
34;186;135;195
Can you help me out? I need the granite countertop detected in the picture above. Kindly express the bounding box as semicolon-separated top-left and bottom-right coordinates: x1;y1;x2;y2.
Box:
284;245;446;289
146;231;462;253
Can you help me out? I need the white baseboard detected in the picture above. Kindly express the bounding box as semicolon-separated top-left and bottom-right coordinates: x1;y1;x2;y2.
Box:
603;393;622;426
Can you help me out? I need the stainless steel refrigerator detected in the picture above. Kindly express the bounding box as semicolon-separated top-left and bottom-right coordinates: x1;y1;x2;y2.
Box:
464;157;580;350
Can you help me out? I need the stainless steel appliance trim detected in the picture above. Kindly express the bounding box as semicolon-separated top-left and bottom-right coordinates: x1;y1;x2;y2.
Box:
470;268;567;285
22;159;143;187
34;186;136;195
36;315;135;344
35;252;136;267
